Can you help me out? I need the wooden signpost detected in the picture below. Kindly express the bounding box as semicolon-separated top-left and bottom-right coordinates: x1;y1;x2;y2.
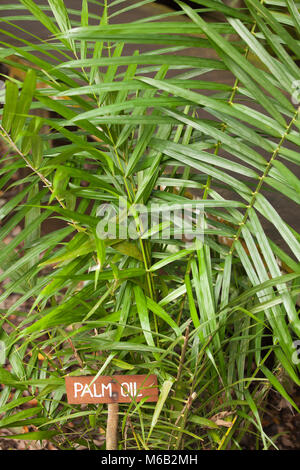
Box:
65;374;158;450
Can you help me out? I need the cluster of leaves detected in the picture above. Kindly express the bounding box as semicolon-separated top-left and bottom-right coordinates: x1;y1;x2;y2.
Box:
0;0;300;450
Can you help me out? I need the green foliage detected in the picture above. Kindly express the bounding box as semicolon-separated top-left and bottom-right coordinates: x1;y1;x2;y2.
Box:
0;0;300;450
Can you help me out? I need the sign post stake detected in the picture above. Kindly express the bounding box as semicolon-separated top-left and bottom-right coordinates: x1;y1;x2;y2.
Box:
106;402;119;450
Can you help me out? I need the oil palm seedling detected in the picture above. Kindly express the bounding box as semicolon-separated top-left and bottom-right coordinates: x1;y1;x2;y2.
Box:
0;0;300;450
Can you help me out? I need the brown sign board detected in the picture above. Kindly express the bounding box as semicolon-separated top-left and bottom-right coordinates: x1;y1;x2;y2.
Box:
65;374;158;404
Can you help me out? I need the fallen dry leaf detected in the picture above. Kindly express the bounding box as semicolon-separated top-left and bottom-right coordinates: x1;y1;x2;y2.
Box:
211;411;234;428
